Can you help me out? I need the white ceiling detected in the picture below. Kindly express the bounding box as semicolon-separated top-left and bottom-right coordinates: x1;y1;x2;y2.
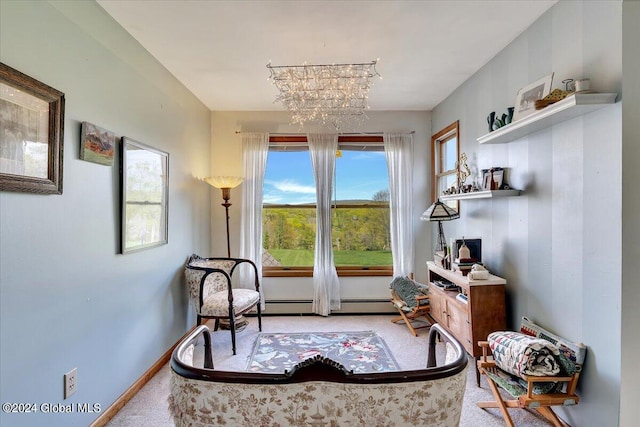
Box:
97;0;556;112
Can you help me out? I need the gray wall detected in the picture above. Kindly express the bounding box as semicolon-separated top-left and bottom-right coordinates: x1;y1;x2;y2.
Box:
432;1;623;426
0;2;211;426
621;1;640;425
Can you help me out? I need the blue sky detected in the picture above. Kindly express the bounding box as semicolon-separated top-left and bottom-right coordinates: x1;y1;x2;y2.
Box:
264;150;389;205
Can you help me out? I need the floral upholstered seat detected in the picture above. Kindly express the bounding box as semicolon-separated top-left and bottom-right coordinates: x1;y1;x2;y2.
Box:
184;254;262;355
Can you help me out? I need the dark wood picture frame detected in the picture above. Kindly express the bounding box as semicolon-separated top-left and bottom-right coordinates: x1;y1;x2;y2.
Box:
0;63;65;194
120;137;169;254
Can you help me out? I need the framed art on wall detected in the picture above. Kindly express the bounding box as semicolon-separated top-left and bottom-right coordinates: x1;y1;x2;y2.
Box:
513;73;554;122
0;63;65;194
120;137;169;254
80;122;115;166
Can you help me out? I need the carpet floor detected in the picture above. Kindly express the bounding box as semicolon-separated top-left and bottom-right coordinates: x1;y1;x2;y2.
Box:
106;315;557;426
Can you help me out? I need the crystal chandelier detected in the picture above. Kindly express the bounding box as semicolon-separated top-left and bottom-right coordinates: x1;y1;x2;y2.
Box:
267;60;381;130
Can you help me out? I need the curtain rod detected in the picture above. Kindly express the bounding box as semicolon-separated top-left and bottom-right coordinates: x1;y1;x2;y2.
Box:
234;131;415;135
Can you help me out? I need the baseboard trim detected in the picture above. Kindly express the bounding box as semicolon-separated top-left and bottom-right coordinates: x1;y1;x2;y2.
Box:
89;325;197;427
264;299;395;315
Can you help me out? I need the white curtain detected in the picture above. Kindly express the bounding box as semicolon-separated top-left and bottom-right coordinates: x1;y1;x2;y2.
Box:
239;132;269;309
384;132;414;277
308;133;340;316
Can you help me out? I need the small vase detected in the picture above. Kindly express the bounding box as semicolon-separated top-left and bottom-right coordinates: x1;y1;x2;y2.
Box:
487;112;496;133
506;107;514;124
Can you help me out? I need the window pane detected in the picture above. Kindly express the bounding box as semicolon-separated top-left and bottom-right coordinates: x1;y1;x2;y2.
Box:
437;172;458;196
334;150;388;202
332;206;392;266
263;146;392;268
333;149;390;266
263;207;315;267
263;150;315;205
442;136;457;171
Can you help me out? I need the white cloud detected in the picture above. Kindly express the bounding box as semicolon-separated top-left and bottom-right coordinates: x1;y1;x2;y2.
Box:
267;179;315;194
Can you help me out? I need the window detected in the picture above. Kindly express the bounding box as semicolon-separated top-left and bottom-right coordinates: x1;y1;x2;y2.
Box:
262;137;391;277
431;121;460;212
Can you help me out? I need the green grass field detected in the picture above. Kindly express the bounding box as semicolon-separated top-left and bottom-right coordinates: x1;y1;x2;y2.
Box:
267;249;392;266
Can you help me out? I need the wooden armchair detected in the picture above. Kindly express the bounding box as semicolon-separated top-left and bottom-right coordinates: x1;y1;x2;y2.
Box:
390;275;432;336
476;317;586;427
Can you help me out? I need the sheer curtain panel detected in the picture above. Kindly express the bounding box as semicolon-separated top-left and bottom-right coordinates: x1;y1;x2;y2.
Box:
384;132;414;277
239;132;269;309
308;133;340;316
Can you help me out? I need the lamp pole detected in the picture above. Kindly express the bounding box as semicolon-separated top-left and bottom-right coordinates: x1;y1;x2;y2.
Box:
221;187;232;258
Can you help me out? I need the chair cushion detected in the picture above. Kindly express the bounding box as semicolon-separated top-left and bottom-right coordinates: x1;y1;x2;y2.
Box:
488;331;560;378
200;289;260;317
390;276;426;308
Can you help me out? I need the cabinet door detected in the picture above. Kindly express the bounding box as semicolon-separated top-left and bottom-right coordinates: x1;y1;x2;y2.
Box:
446;300;471;352
429;288;446;324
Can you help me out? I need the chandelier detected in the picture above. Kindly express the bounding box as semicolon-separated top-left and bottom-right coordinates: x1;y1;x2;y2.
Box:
267;60;381;130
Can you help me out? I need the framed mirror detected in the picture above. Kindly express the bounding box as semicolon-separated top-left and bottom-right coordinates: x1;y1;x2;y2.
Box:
0;63;65;194
120;137;169;254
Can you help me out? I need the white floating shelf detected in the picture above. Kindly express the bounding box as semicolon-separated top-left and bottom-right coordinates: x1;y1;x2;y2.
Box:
440;189;521;201
477;93;617;145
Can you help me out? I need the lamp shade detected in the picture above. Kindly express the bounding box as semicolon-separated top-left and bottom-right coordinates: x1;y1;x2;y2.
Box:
420;199;460;222
205;176;244;189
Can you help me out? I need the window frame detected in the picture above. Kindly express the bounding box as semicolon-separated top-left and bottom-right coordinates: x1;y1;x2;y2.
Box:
431;121;460;212
262;135;392;277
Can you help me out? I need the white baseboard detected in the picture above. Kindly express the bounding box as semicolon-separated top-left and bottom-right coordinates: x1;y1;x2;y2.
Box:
264;300;395;315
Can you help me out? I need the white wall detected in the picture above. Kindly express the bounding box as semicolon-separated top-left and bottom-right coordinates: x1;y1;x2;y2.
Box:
0;2;211;426
621;1;640;425
210;111;431;309
431;1;622;425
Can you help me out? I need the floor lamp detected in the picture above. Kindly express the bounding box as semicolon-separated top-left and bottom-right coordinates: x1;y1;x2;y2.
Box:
420;199;460;269
205;176;244;257
205;175;246;330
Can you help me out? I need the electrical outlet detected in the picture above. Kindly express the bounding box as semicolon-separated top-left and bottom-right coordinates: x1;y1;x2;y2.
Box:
64;368;77;399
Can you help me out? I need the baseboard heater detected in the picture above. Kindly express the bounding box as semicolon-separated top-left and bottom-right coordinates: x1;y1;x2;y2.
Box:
263;299;395;315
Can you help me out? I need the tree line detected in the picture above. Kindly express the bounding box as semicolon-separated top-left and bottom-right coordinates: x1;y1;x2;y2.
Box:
263;190;390;252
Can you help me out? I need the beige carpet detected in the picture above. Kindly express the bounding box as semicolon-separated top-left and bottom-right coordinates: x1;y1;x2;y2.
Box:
106;315;554;426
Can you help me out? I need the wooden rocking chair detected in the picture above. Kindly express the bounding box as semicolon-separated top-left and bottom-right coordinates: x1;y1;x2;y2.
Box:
390;275;432;336
476;317;587;427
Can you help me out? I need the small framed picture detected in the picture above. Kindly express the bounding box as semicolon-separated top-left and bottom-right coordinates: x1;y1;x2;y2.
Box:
80;122;115;166
513;73;554;121
482;168;504;190
482;171;491;190
492;169;504;189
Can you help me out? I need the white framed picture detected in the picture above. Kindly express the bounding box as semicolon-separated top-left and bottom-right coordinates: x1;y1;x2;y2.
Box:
513;73;554;121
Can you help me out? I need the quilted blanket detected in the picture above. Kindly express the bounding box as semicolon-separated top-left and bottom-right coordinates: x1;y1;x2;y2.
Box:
488;331;560;378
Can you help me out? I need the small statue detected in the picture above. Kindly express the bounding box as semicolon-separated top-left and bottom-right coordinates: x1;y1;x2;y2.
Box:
456;152;471;187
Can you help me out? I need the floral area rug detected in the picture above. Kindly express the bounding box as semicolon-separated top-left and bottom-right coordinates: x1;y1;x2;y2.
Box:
247;331;400;373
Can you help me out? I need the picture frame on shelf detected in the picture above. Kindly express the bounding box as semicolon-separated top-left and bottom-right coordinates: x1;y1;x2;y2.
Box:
0;62;65;194
120;137;169;254
513;73;554;121
482;168;504;190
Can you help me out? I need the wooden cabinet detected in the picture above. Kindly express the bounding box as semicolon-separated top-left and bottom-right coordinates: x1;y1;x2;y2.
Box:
427;261;506;384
